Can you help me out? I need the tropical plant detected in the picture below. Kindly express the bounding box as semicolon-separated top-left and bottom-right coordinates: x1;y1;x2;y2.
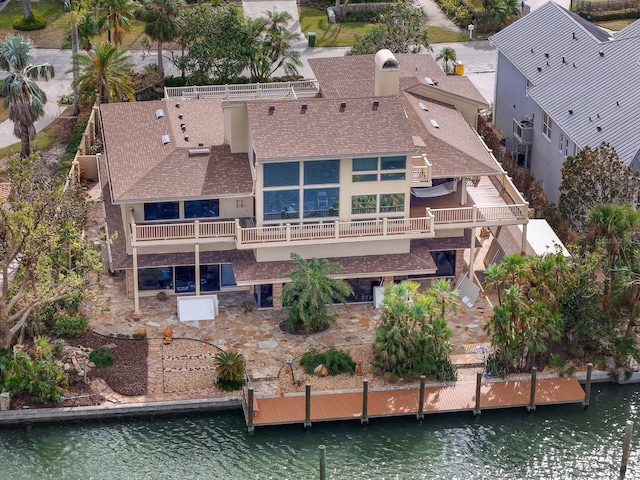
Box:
141;0;185;79
348;0;429;55
435;46;456;74
215;351;246;391
95;0;139;46
372;281;456;381
300;348;355;375
89;348;115;368
71;42;136;105
0;34;55;158
242;10;302;82
2;338;68;403
62;11;102;52
281;253;354;334
51;312;89;336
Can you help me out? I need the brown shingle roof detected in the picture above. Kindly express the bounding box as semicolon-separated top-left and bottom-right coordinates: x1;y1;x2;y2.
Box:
309;54;488;105
246;97;416;161
400;82;501;177
100;99;252;202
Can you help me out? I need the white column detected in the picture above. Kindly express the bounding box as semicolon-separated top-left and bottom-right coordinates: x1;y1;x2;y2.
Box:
195;243;201;296
460;178;467;204
132;246;140;315
469;227;476;282
521;222;528;255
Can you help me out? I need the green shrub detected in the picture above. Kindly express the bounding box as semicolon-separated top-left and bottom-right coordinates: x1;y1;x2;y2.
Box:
300;348;355;375
325;348;356;375
216;378;245;391
548;353;567;369
485;352;509;378
132;333;146;340
13;14;47;31
89;348;114;368
52;313;88;336
56;117;88;179
3;346;67;403
215;351;246;382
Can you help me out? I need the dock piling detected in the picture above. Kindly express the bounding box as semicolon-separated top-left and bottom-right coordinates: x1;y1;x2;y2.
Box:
417;375;426;422
361;379;369;424
247;386;254;433
474;371;482;416
583;362;593;410
304;383;312;428
527;367;537;413
621;420;634;477
318;444;327;480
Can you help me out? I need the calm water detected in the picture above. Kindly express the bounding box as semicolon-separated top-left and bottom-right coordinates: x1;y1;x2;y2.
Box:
1;384;639;480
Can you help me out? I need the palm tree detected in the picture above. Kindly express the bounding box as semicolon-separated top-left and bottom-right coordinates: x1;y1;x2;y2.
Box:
62;11;102;52
0;34;55;158
142;0;184;80
435;47;456;74
71;42;135;105
430;278;459;318
281;253;353;333
96;0;138;46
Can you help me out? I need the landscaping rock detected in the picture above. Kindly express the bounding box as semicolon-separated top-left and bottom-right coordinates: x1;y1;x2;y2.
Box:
314;364;329;377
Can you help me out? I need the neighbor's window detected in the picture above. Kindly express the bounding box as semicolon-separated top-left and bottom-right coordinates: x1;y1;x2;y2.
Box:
380;193;405;213
351;195;376;214
559;133;569;157
542;112;552;139
143;202;179;221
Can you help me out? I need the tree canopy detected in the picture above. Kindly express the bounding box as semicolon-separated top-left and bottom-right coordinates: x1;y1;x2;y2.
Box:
0;154;102;349
347;0;429;55
559;142;640;234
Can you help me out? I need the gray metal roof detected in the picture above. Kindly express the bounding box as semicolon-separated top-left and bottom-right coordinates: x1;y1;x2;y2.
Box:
490;2;640;166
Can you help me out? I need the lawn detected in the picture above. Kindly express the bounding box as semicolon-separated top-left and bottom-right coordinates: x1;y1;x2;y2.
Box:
428;26;470;43
596;19;635;31
299;7;376;47
0;0;150;50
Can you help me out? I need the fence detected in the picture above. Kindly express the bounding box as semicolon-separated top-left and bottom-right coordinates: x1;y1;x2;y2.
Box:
573;0;639;12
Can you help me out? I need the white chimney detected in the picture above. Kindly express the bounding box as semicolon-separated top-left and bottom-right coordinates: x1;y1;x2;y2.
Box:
374;49;400;96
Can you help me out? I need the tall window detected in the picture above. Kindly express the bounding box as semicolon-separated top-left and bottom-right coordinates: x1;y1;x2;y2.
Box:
542;112;552;139
352;156;406;182
559;133;569;157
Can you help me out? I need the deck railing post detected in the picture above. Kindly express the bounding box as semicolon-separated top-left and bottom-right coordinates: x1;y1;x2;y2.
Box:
474;371;482;416
583;362;593;409
621;420;634;477
318;444;327;480
361;379;369;424
417;375;426;421
247;386;255;433
527;367;537;413
304;383;312;428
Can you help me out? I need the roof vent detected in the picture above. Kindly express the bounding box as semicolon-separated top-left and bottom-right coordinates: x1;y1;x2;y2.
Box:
339;101;346;112
573;63;577;68
546;61;549;66
188;148;210;157
268;105;275;115
198;143;204;147
301;104;308;113
530;48;534;53
372;99;380;111
616;101;620;107
425;77;435;85
430;119;440;128
184;135;189;141
588;116;592;122
178;113;183;119
175;103;180;108
418;102;428;111
161;135;171;145
181;123;186;132
562;56;566;63
537;67;542;72
155;109;164;119
568;109;573;115
599;51;604;57
544;53;549;58
572;32;576;39
597;126;602;132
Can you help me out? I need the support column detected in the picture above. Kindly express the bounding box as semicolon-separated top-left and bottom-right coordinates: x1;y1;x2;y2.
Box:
361;379;369;424
195;243;201;296
417;375;426;421
521;221;528;255
468;227;477;280
132;246;140;315
583;362;593;409
304;383;312;428
272;283;283;310
473;371;482;416
460;177;467;204
527;367;537;413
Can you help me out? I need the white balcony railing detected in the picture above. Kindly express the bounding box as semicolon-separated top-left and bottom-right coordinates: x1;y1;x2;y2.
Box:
164;80;320;101
411;154;432;184
428;204;528;228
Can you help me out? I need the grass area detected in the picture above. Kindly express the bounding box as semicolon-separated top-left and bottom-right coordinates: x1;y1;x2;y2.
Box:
596;19;635;30
0;0;149;50
299;7;376;47
0;126;57;161
427;26;470;43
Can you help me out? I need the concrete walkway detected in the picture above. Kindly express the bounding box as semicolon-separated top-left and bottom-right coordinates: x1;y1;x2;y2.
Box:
416;0;462;31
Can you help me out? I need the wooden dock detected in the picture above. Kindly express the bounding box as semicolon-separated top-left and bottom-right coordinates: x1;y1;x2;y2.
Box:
243;374;587;430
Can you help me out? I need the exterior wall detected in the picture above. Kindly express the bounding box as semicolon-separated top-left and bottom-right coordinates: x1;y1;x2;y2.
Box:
272;283;283;310
223;102;249;153
125;268;134;299
529;107;566;203
254;238;411;262
454;248;465;278
418;89;483;129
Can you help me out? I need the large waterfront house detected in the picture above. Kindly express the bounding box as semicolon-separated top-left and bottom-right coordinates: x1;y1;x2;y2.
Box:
490;1;640;203
98;50;530;316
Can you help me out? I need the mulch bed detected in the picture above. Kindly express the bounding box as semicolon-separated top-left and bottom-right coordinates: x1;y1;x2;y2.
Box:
9;331;148;410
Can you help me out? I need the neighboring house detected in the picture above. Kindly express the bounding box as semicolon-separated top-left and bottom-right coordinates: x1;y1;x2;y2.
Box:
98;50;530;316
491;1;640;203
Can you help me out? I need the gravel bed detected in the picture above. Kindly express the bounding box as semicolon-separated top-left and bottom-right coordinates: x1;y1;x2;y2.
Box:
163;338;222;357
164;370;216;392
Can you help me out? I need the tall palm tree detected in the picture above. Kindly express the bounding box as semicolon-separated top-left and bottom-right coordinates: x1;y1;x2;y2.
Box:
62;11;102;52
96;0;138;46
435;46;456;74
0;34;55;158
71;42;135;105
142;0;184;79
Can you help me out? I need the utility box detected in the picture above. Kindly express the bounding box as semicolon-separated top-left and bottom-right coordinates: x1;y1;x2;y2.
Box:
454;62;464;75
308;32;316;47
327;7;336;23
